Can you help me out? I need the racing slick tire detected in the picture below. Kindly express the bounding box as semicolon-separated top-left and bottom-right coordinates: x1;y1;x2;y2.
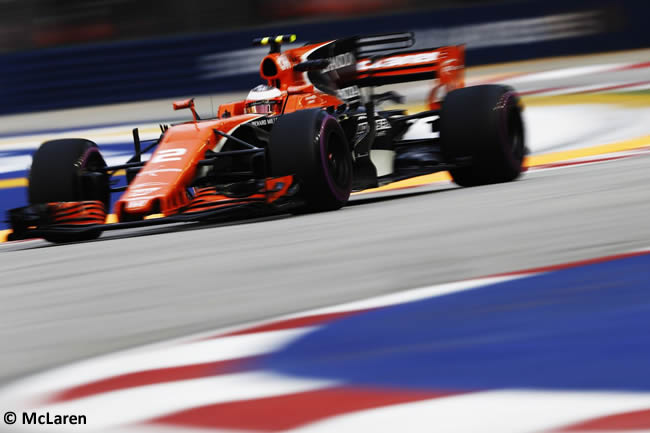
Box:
28;139;109;243
269;109;353;212
440;84;525;187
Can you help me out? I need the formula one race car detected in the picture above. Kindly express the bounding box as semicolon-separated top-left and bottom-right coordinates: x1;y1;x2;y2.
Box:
8;32;525;243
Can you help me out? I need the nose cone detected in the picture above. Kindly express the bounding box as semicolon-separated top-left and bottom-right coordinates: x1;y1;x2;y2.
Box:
114;124;215;221
113;115;261;222
119;185;167;216
116;177;188;221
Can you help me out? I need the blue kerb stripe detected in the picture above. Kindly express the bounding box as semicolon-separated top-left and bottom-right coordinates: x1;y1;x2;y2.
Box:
264;253;650;392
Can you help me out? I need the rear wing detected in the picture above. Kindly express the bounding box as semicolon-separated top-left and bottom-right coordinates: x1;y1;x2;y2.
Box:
304;32;464;100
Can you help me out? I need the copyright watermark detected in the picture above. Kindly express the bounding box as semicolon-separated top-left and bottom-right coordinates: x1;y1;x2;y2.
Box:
4;412;16;424
4;411;86;425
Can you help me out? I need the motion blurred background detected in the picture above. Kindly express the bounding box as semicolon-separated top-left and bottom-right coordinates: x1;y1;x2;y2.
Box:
0;0;523;52
0;0;646;115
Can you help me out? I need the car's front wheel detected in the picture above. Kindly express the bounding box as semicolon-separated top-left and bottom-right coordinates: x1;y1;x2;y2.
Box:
28;138;109;242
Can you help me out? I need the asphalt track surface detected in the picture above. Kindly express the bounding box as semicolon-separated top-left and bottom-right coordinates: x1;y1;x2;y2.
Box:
1;49;650;385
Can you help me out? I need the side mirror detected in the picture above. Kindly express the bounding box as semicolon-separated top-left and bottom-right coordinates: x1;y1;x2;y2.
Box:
173;98;200;122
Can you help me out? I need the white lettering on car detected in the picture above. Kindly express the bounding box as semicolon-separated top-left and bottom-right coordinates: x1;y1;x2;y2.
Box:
336;85;361;100
141;168;183;177
128;187;161;197
277;55;291;71
126;199;148;209
357;52;439;71
322;52;355;72
150;148;187;163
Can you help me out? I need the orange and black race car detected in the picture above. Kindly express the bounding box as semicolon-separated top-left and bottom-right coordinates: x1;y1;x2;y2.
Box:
8;32;525;243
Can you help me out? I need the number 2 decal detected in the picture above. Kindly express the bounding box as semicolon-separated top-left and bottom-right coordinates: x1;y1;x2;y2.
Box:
151;148;187;163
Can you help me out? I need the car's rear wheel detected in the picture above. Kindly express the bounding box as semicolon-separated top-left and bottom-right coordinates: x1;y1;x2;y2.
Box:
269;109;353;212
29;138;109;242
440;84;525;187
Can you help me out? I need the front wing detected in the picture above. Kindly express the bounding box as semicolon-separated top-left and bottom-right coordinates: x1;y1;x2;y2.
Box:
7;177;299;242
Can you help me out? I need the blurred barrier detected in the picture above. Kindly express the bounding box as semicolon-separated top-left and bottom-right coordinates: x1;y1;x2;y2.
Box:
0;0;647;115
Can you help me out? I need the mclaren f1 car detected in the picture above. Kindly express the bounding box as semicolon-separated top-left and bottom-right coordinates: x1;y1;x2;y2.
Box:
7;32;525;243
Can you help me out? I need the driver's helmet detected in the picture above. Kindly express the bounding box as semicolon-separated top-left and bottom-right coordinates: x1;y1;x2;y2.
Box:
245;84;283;114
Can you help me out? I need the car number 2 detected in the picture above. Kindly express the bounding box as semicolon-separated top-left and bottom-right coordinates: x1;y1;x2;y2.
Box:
151;148;187;163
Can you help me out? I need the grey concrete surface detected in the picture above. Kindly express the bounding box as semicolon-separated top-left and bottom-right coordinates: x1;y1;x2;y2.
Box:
2;155;650;383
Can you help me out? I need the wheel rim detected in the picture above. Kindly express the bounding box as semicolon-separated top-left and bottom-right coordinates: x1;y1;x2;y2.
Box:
507;106;525;165
325;130;352;192
318;115;352;203
78;147;110;209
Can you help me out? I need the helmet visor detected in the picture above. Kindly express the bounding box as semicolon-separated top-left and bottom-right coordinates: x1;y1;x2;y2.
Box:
245;101;280;114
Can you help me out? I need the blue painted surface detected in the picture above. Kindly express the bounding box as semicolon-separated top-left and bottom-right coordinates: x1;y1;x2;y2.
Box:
2;187;28;223
264;254;650;392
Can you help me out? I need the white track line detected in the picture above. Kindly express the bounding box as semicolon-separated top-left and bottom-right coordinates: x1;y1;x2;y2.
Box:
286;275;519;317
3;328;313;401
505;64;626;85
